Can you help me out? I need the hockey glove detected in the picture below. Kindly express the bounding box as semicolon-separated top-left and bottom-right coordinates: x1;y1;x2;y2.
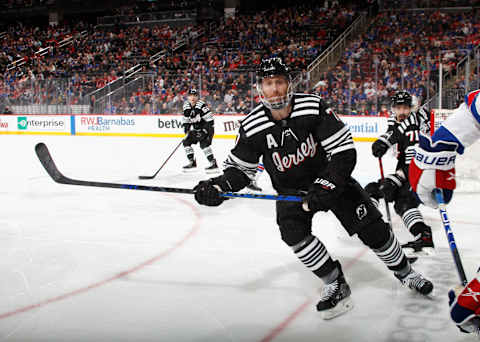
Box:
379;173;404;202
371;137;391;158
448;276;480;335
409;132;457;208
302;178;339;213
194;176;230;206
365;181;383;201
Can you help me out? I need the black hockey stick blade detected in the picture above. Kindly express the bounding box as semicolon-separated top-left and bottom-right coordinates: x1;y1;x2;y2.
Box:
35;143;302;202
138;175;155;180
35;142;195;195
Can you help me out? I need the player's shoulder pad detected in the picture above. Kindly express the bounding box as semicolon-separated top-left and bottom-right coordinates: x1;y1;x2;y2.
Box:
240;104;274;138
465;89;480;124
195;100;206;108
290;93;324;119
417;106;429;120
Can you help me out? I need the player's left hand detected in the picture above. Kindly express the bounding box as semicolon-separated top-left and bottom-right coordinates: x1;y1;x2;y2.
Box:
194;179;225;206
448;277;480;335
372;138;390;158
379;174;403;202
303;178;339;212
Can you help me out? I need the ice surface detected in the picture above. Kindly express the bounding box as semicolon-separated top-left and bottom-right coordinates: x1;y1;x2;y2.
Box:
0;134;478;341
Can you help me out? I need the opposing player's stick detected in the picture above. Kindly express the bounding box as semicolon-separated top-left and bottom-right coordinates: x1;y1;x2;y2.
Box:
138;139;184;180
35;143;302;202
434;189;468;286
378;158;393;229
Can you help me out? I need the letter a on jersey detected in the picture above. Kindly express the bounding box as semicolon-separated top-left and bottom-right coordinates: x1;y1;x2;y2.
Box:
266;134;278;149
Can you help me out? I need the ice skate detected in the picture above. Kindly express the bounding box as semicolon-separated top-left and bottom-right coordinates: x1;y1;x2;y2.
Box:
402;231;435;257
395;269;433;295
182;159;197;173
317;264;354;319
205;159;220;174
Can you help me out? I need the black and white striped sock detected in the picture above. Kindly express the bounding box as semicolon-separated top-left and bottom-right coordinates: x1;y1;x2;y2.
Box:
184;146;194;160
402;208;424;236
293;235;333;276
202;146;213;160
373;231;408;271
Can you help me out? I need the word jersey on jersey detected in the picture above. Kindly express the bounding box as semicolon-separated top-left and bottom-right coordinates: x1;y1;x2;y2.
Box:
223;93;355;192
182;100;213;131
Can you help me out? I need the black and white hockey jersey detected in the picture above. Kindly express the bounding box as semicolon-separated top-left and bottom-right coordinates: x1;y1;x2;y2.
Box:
382;107;430;174
223;93;356;193
182;99;214;132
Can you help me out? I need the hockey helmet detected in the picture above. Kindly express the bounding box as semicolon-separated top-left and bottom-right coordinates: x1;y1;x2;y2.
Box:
256;57;293;110
391;91;412;107
188;88;198;96
391;90;412;121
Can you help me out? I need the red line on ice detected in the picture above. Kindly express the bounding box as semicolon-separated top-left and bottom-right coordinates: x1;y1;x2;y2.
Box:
0;196;201;320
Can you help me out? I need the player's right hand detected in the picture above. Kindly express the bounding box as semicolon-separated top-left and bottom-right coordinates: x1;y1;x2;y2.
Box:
371;138;390;158
302;177;339;213
194;179;226;206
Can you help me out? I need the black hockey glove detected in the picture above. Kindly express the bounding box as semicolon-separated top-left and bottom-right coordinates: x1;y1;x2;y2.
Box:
371;138;390;158
379;174;403;202
365;181;383;201
303;178;339;213
194;176;230;206
191;129;208;141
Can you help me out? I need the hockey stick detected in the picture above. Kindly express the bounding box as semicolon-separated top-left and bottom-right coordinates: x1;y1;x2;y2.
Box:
35;143;302;202
378;158;393;229
138;139;184;180
435;189;468;286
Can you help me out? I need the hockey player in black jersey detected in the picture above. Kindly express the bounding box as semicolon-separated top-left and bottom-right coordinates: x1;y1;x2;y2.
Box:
182;88;219;173
368;91;434;256
193;57;433;319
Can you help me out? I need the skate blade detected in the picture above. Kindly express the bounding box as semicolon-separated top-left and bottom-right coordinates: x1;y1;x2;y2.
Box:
320;297;354;320
205;168;220;174
403;247;435;258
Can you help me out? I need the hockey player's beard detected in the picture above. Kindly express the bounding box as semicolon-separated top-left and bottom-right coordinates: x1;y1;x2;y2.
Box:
396;113;408;122
264;94;289;110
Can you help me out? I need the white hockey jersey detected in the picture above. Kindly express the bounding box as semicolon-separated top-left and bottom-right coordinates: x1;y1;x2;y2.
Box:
436;89;480;154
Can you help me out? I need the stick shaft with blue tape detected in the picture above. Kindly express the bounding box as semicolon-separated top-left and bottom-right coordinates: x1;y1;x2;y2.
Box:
435;189;468;286
35;143;302;202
